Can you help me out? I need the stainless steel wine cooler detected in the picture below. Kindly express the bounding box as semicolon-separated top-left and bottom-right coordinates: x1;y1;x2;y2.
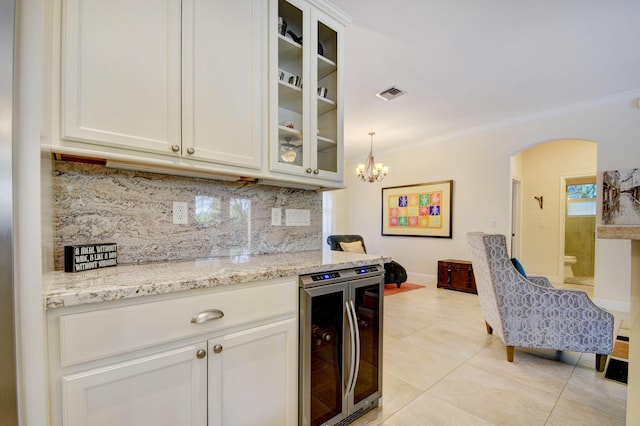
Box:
299;265;384;426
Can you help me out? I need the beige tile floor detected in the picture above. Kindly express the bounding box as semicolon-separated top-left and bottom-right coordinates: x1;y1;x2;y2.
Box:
352;282;628;426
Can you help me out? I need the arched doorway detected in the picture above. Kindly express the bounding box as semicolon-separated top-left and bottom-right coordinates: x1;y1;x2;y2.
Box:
510;139;597;286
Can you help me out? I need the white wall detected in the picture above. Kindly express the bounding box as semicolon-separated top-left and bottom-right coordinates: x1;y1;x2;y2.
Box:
329;92;640;310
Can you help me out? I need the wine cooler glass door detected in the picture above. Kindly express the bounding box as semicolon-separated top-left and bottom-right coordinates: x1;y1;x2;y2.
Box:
300;282;348;426
350;276;383;411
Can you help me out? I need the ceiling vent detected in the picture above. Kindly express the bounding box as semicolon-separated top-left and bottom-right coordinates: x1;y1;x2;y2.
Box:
375;86;406;101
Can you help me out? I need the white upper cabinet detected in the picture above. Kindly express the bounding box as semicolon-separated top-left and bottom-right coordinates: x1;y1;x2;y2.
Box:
269;0;348;185
54;0;348;188
59;0;265;171
182;0;266;169
62;0;182;154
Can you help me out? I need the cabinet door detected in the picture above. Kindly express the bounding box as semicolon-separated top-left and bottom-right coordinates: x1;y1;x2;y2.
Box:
62;344;207;426
269;0;344;183
311;9;343;182
62;0;182;154
182;0;266;169
208;318;297;426
271;0;308;175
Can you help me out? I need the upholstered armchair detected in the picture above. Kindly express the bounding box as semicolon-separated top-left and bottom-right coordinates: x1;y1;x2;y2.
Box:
326;234;407;288
466;232;613;371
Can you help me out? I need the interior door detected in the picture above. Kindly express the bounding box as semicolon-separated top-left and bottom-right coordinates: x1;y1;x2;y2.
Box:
511;178;522;258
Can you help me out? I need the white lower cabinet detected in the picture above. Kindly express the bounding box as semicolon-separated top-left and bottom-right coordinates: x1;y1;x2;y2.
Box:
208;319;297;426
62;344;208;426
48;279;298;425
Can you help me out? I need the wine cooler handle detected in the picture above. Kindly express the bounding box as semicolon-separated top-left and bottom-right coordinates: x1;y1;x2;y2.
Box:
344;301;356;395
348;300;361;396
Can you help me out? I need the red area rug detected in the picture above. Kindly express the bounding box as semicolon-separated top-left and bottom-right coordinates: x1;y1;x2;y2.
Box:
384;283;424;296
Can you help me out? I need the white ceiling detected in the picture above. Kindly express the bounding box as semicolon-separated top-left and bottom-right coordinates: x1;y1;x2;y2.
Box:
330;0;640;161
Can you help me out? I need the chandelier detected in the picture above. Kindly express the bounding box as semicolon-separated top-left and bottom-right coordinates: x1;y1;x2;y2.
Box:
356;132;388;183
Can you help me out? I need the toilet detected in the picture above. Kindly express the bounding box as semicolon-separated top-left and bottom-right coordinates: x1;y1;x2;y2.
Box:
564;255;577;278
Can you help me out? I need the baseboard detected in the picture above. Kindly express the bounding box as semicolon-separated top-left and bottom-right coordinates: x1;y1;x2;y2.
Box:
593;297;630;314
546;275;562;286
407;272;436;285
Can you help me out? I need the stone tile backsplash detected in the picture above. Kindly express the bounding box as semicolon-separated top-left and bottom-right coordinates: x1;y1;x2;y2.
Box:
53;161;323;270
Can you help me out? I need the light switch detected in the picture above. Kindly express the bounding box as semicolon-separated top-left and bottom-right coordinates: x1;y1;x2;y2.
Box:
285;209;310;226
271;208;282;226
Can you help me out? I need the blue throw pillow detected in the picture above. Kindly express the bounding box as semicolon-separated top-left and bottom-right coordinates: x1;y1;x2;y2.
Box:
511;257;527;278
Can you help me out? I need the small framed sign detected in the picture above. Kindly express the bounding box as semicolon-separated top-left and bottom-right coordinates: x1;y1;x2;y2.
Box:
64;243;118;272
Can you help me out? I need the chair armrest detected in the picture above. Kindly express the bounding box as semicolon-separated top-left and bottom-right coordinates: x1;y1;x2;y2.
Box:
527;275;554;288
501;283;614;353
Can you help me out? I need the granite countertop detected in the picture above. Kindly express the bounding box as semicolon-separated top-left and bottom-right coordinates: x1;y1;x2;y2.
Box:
44;249;390;309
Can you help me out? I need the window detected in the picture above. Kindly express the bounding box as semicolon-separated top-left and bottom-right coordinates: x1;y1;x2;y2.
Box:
567;183;596;216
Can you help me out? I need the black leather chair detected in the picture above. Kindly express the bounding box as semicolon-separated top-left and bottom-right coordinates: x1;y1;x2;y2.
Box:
326;234;407;288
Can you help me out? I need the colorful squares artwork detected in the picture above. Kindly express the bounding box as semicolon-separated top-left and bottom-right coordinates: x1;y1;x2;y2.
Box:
387;191;443;229
382;180;452;238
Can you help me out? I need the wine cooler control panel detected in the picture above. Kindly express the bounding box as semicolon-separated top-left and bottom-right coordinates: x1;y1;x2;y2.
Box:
299;264;382;288
355;265;379;275
310;271;340;282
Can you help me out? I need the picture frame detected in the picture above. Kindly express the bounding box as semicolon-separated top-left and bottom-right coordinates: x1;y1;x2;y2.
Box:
602;168;640;225
381;180;453;238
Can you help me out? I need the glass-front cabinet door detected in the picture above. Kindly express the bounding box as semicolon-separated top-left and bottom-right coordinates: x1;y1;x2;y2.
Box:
270;0;346;185
314;14;340;177
274;0;305;169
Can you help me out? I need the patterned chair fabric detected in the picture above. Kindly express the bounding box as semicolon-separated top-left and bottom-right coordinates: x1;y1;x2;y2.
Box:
466;232;613;370
326;234;407;288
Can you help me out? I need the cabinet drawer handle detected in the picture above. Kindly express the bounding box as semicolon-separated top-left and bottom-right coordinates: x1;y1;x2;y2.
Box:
196;349;207;359
186;146;195;155
171;144;180;153
306;168;312;174
213;344;223;354
313;169;319;174
190;309;224;324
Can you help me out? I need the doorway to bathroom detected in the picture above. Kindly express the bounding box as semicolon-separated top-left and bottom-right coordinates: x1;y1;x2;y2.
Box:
511;138;596;285
563;176;596;286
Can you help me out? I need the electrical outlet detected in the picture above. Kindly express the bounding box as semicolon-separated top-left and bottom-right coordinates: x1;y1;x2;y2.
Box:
173;201;188;225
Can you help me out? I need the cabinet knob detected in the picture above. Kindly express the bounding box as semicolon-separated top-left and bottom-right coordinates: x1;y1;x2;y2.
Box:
191;309;225;324
306;168;312;174
213;344;223;354
313;169;319;175
186;147;195;155
171;144;180;153
196;349;207;359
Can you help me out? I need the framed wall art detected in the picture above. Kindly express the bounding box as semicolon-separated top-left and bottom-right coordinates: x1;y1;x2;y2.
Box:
602;168;640;225
381;180;453;238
